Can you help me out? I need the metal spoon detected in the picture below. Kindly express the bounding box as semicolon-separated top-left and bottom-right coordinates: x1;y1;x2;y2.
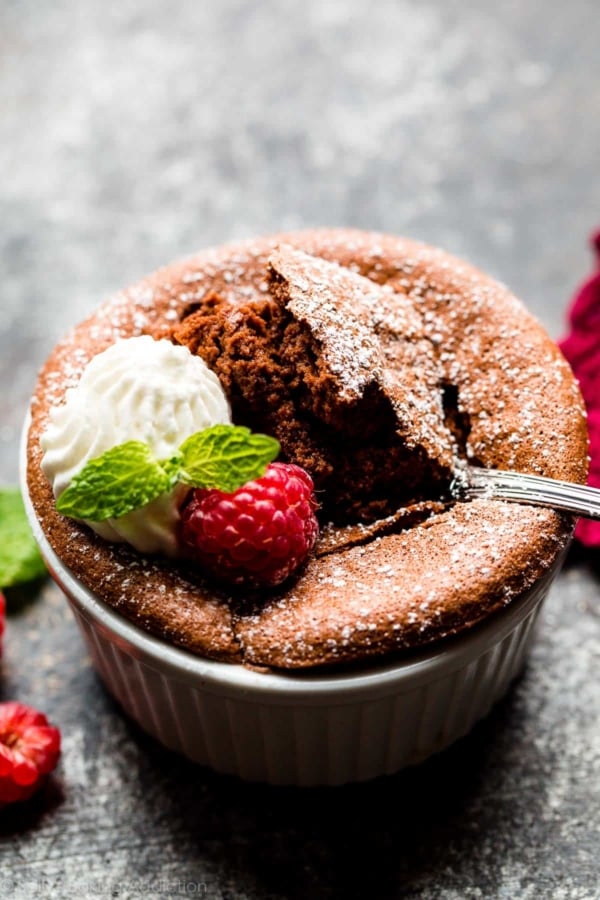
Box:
451;465;600;520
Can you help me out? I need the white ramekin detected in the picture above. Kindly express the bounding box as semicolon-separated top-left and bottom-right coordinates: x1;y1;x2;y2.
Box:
22;443;565;785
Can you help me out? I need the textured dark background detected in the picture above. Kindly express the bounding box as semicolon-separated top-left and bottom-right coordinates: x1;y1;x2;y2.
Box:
1;1;599;898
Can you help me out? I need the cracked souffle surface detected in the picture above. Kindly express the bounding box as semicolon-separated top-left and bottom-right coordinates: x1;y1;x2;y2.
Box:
173;245;456;523
26;229;588;669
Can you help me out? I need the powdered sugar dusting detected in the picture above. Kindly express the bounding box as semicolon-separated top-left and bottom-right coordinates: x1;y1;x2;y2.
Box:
27;229;588;669
268;244;455;464
269;246;383;400
238;500;568;668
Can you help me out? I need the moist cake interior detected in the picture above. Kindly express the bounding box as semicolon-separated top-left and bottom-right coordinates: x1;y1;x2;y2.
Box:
173;245;456;523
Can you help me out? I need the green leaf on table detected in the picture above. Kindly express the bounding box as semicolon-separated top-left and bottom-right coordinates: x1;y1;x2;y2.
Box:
0;487;47;587
178;425;280;493
56;441;179;522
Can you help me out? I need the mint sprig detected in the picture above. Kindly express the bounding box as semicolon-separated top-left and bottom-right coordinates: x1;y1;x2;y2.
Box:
55;425;280;522
56;441;181;522
179;426;281;493
0;488;47;587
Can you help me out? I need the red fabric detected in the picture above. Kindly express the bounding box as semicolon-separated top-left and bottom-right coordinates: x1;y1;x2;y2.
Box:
559;231;600;547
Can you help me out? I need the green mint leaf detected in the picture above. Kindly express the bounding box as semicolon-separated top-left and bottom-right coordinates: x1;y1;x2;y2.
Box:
56;441;177;522
0;487;47;587
178;425;280;493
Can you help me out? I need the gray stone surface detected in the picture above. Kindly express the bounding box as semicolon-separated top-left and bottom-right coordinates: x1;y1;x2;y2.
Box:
1;1;599;897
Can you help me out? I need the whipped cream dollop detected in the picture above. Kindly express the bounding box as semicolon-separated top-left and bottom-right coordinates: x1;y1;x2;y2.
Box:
41;336;231;556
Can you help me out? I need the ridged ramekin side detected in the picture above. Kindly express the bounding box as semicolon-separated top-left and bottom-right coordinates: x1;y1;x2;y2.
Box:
67;579;547;786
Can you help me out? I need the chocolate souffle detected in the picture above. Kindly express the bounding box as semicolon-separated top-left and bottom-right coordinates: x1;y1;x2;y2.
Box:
26;230;588;669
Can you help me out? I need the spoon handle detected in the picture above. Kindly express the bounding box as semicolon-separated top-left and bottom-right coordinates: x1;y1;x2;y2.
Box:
453;465;600;521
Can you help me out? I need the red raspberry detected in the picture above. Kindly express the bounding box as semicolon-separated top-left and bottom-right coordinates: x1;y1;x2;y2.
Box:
0;701;61;805
180;462;319;587
0;591;5;657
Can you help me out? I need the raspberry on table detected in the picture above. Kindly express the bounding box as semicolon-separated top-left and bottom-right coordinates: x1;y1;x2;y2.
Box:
180;462;319;587
0;701;61;805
